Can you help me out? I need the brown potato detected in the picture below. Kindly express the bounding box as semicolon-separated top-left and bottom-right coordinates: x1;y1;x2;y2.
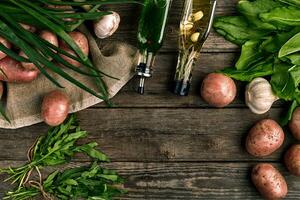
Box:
0;36;12;60
59;31;89;67
41;90;70;126
246;119;284;157
289;107;300;140
0;57;39;83
201;73;236;107
252;163;288;199
284;144;300;176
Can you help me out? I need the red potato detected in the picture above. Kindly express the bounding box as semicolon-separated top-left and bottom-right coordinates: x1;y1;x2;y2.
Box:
59;31;89;67
284;144;300;176
0;81;3;99
289;107;300;140
19;51;37;71
0;57;39;83
0;36;12;60
19;23;36;33
252;163;288;200
246;119;284;157
201;73;237;107
41;90;70;126
39;30;59;54
59;46;81;67
20;31;58;70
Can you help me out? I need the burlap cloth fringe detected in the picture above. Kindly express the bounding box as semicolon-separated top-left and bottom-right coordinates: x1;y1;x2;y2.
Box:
0;26;139;129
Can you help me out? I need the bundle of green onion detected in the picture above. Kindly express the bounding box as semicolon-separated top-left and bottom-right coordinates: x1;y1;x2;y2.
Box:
0;0;142;107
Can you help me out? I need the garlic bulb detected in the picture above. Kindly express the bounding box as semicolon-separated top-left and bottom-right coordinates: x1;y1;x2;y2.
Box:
245;77;279;114
94;11;120;39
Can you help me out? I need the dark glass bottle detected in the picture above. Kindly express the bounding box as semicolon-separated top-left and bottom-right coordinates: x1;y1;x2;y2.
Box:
136;0;172;94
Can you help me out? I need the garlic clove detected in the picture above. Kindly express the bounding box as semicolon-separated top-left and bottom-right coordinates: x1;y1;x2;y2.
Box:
188;11;204;22
190;32;200;43
245;77;279;114
180;21;194;35
94;11;120;39
192;11;204;22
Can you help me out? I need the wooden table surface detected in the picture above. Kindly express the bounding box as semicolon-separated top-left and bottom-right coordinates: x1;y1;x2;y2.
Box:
1;0;300;199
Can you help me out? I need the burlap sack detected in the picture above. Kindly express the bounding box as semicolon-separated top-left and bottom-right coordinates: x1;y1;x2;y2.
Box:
0;26;139;129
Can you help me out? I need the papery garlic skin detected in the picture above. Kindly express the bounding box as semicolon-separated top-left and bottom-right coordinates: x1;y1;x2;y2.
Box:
94;11;120;39
245;77;279;114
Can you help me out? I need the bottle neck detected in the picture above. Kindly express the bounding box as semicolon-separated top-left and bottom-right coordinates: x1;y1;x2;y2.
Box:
136;50;156;78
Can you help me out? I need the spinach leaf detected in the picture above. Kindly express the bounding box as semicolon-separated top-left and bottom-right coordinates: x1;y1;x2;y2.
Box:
236;40;265;70
260;6;300;27
237;0;284;30
280;100;298;126
290;65;300;87
213;16;268;46
283;52;300;65
260;27;300;53
221;57;274;81
270;62;296;101
278;0;300;7
279;31;300;57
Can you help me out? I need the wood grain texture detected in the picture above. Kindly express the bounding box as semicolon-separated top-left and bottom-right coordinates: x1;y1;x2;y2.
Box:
94;53;285;108
0;162;299;199
0;0;299;199
103;0;239;52
0;108;294;162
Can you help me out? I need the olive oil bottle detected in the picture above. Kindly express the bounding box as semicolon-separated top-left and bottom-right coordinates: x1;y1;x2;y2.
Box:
173;0;217;96
136;0;172;94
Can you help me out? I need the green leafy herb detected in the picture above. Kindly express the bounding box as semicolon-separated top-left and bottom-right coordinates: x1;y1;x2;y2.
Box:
214;0;300;124
0;114;108;189
4;162;125;200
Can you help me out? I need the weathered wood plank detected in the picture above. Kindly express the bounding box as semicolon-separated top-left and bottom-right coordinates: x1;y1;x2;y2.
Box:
94;53;284;108
0;108;294;162
103;0;239;52
0;161;299;199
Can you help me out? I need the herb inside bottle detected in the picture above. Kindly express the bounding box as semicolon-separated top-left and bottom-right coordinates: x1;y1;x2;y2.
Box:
173;0;217;96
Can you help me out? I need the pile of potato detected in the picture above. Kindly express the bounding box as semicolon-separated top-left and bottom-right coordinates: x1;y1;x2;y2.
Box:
201;73;300;199
0;24;90;126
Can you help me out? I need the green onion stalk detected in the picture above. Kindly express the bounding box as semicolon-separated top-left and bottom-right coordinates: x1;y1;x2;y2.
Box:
0;0;143;111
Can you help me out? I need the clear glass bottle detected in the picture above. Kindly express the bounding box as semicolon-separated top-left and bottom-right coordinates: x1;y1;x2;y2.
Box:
136;0;172;94
173;0;217;96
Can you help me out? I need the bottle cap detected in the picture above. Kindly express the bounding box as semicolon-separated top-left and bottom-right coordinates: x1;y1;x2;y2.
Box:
173;80;190;96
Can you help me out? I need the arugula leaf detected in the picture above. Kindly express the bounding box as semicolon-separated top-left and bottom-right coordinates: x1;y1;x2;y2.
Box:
1;114;109;189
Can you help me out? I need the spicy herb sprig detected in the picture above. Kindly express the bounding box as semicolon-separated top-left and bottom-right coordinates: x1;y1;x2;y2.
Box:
0;114;109;189
4;162;125;200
